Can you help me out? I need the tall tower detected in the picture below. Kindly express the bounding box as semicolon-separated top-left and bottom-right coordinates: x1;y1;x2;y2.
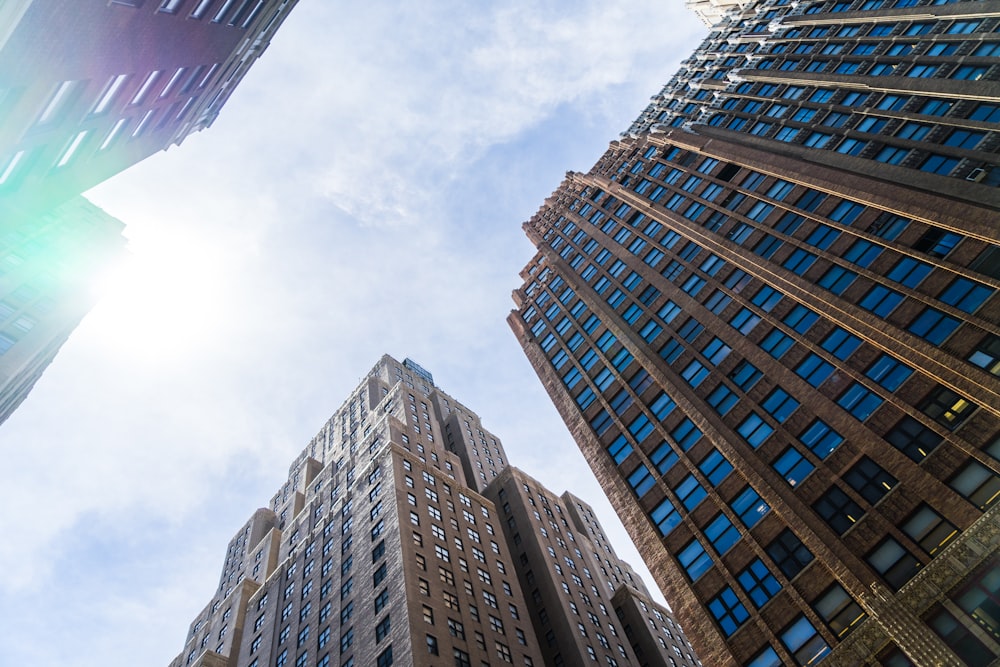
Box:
509;1;1000;665
168;356;697;667
0;196;125;425
0;0;300;217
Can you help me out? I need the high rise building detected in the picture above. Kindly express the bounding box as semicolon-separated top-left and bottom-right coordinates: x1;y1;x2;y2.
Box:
483;467;701;667
0;196;125;425
167;355;698;667
509;1;1000;665
0;0;299;217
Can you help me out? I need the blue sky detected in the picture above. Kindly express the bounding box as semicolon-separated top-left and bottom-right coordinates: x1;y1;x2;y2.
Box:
0;2;705;664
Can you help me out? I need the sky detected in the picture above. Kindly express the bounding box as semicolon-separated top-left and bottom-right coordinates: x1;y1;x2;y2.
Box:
0;2;706;665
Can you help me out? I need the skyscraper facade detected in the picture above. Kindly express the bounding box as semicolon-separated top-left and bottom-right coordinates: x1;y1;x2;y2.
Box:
0;196;125;425
0;0;299;217
509;1;999;665
168;355;697;667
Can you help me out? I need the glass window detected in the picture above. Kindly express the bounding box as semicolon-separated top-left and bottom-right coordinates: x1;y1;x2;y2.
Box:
798;420;843;460
867;537;920;589
773;447;814;487
767;528;813;579
780;615;830;666
948;460;1000;510
838;382;884;421
924;604;993;665
908;307;961;345
708;586;750;636
938;277;993;314
732;486;770;528
678;539;713;580
738;413;774;448
920;385;977;430
884;416;942;462
813;584;866;639
902;503;957;556
738;558;782;608
796;353;835;388
866;354;913;392
844;456;897;505
706;513;741;555
813;486;864;534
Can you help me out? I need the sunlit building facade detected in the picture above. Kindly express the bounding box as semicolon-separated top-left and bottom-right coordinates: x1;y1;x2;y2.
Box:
0;196;125;425
509;0;999;665
168;356;695;667
0;0;299;216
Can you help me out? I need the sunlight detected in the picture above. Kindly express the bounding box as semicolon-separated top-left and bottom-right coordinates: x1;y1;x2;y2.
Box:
85;229;232;364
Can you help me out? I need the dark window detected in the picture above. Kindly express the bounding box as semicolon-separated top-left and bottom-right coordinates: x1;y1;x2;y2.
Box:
844;456;897;505
952;563;1000;641
919;385;978;430
948;460;1000;510
813;584;866;639
924;604;993;665
884;417;942;462
813;486;864;534
902;503;958;556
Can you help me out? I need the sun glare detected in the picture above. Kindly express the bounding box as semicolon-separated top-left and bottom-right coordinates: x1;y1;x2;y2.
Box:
86;230;232;364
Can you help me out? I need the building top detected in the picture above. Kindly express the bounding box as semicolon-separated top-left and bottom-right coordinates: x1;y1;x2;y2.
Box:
0;0;300;215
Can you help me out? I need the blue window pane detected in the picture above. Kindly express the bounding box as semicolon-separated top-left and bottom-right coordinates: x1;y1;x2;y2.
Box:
908;307;961;345
649;391;676;420
783;305;819;333
650;441;679;474
627;464;656;497
761;329;795;358
672;418;702;450
675;474;708;510
650;498;682;536
866;354;914;391
795;352;834;387
678;540;714;581
746;647;782;667
629;414;654;442
737;558;783;608
798;420;843;459
838;382;884;421
708;384;739;415
780;615;830;666
773;447;815;487
708;586;750;636
699;449;734;485
938;277;994;314
762;387;800;422
887;257;933;288
705;514;740;554
859;285;904;317
682;360;710;387
821;327;862;360
607;435;633;464
730;360;763;390
732;486;770;528
738;413;775;448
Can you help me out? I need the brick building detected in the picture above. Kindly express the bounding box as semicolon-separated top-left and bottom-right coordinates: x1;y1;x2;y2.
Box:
509;1;999;664
168;356;698;667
